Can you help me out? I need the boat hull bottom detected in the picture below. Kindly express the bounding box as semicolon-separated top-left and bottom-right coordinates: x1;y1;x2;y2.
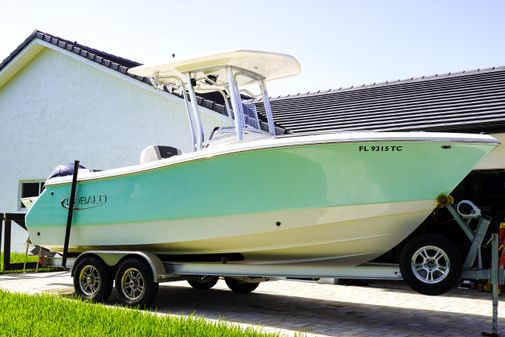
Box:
32;200;435;266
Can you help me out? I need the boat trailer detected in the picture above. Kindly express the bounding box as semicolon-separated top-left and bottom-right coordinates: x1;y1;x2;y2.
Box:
21;197;502;335
1;198;502;334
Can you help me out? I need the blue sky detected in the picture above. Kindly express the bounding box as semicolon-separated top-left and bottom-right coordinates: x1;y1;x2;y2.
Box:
1;0;504;96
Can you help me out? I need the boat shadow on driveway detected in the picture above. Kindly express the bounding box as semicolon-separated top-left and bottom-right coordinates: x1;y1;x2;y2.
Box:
22;273;501;337
130;283;504;337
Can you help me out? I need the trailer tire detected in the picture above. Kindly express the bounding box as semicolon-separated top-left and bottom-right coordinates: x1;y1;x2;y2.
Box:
188;276;219;290
115;258;159;307
400;233;462;296
224;277;260;293
73;256;113;302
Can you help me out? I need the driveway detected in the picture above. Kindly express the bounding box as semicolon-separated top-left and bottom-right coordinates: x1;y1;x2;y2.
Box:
0;271;502;337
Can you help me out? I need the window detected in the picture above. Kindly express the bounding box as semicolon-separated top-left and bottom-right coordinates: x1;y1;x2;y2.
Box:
19;181;45;209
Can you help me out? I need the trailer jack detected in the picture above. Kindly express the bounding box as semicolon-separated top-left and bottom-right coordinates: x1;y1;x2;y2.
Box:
443;199;503;337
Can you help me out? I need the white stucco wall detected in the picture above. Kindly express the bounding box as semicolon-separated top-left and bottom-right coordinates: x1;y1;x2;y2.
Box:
0;46;227;250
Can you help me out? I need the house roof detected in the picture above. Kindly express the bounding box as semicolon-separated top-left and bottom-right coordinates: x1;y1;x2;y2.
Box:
255;66;505;134
0;30;226;114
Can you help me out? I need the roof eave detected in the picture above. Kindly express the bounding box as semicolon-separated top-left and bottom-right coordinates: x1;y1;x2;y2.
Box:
0;39;45;90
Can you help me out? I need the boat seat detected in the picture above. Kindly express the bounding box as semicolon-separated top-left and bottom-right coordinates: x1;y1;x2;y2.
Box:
242;104;260;129
140;145;182;164
47;163;89;180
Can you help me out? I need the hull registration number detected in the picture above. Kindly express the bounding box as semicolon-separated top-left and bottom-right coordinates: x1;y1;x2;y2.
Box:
358;145;403;152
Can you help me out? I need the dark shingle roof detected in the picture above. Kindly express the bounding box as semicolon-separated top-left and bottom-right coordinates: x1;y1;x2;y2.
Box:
255;67;505;134
0;30;226;114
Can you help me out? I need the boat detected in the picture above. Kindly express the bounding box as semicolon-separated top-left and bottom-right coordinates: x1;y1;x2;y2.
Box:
24;50;499;268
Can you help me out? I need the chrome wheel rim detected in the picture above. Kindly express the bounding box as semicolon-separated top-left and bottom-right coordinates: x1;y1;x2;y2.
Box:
120;267;145;301
79;265;102;297
411;245;450;284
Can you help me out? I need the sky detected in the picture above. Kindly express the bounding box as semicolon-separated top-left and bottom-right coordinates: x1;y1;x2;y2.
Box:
0;0;504;97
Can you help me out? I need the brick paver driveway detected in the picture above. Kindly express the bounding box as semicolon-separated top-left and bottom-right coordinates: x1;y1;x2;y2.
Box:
0;272;503;336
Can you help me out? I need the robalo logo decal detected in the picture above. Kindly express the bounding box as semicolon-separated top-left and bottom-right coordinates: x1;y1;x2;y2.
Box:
61;194;108;210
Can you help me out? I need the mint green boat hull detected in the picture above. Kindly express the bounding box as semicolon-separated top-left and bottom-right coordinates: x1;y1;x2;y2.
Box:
25;136;497;265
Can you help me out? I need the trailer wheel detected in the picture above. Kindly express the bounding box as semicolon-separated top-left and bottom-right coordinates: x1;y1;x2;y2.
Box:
400;233;462;295
115;258;159;307
73;256;113;302
224;277;260;293
188;276;219;290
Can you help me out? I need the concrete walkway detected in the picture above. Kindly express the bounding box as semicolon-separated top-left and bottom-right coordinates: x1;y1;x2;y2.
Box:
0;271;503;337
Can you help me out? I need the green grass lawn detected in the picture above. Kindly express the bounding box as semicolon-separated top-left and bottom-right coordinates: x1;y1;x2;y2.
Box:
0;251;40;272
0;290;282;337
